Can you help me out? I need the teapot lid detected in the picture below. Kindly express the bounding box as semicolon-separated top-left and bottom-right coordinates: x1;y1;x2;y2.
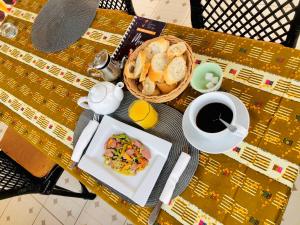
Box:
89;83;107;103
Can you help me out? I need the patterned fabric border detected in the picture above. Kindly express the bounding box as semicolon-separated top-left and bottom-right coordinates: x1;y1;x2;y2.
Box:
225;142;299;188
0;88;74;148
194;54;300;103
9;7;122;47
162;196;223;225
82;27;122;47
9;6;36;22
0;40;98;91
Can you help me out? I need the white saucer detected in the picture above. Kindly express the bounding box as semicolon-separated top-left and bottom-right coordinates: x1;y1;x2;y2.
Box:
182;93;250;154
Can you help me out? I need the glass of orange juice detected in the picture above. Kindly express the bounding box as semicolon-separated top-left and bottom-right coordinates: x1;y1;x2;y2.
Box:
128;100;158;129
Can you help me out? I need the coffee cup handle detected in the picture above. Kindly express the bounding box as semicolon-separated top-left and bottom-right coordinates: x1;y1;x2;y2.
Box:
233;124;248;138
77;97;90;110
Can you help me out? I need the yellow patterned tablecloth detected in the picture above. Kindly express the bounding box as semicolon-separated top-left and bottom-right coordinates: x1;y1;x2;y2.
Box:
1;0;300;224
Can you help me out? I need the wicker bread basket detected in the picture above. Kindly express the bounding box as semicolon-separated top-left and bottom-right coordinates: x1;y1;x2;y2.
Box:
124;35;194;103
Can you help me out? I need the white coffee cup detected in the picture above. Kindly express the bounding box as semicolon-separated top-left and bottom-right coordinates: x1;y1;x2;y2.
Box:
182;91;250;153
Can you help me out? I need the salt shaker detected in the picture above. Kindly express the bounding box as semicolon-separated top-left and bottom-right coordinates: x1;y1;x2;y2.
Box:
87;50;122;82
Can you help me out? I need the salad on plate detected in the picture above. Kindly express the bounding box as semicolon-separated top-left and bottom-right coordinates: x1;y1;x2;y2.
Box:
103;133;151;176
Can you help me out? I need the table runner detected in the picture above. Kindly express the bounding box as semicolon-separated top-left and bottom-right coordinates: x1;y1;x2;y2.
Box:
0;0;300;224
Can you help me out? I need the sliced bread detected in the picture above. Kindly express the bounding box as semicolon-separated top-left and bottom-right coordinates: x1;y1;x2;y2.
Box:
157;82;177;94
164;56;187;85
167;42;187;59
142;77;156;96
139;62;150;82
134;51;147;78
144;46;153;60
148;38;170;55
148;53;168;82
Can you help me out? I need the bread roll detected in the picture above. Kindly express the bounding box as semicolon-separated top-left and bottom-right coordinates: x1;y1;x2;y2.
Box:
142;77;156;96
134;51;147;78
164;56;187;85
148;38;170;55
144;46;153;60
148;53;168;82
167;42;187;59
124;60;136;79
157;82;177;94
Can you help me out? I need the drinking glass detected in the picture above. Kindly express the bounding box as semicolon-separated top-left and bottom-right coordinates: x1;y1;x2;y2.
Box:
128;100;158;129
0;22;18;39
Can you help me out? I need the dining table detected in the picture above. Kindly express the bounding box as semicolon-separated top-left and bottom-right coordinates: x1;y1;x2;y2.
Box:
0;0;300;224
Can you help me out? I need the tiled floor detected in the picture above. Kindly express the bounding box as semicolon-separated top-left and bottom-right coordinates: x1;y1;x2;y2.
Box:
132;0;192;27
1;171;300;225
0;171;132;225
1;1;300;225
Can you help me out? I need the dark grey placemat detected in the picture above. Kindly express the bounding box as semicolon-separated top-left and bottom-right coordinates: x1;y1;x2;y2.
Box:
74;92;199;206
31;0;99;53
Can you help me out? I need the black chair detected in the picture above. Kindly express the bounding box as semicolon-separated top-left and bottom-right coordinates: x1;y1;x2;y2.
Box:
190;0;300;47
99;0;135;15
0;151;96;200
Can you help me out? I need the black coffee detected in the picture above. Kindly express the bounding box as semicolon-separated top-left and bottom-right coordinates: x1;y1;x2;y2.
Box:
196;103;233;133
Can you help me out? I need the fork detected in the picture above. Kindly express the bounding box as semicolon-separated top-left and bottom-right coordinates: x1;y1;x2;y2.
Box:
70;113;100;168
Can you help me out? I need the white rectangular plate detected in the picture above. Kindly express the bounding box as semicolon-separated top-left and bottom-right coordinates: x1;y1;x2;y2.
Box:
78;115;172;206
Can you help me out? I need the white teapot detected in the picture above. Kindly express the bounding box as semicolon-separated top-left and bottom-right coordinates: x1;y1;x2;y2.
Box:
77;82;124;115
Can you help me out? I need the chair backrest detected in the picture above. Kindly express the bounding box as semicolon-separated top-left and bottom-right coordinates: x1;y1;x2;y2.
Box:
99;0;135;15
0;152;39;199
0;152;94;200
190;0;300;47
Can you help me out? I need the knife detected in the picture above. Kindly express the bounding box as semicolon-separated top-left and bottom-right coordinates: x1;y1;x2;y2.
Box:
148;149;191;225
